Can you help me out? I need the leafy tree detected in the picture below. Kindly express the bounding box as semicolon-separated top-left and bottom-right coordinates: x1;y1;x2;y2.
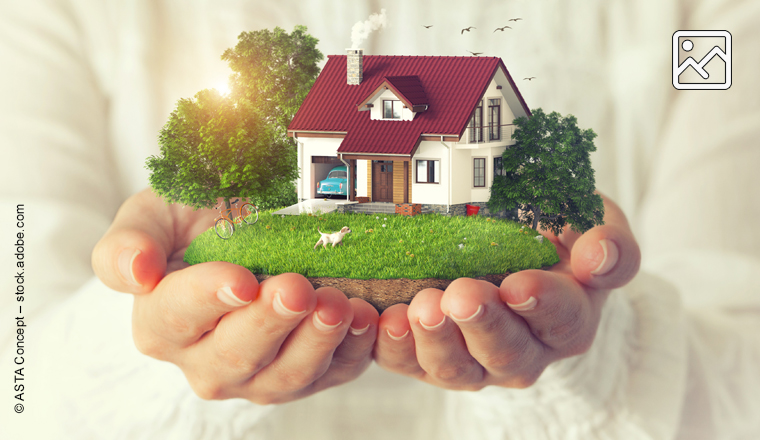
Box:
223;25;322;143
147;88;296;211
488;108;604;235
147;26;323;211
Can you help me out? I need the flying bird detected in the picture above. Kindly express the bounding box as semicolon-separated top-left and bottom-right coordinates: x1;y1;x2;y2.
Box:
422;25;433;29
461;27;476;34
494;26;512;32
508;18;523;22
523;77;536;81
467;50;483;56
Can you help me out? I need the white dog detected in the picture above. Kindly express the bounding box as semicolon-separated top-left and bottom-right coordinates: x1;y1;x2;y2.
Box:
314;226;352;249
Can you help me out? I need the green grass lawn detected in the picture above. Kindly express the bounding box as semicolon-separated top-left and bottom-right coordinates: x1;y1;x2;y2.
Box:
184;211;560;280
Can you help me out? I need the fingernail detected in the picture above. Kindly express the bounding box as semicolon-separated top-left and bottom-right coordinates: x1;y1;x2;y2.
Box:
450;305;484;323
313;313;342;332
273;292;305;317
591;239;619;275
507;297;537;311
216;286;251;307
386;329;409;341
349;324;370;336
419;316;447;331
118;248;141;287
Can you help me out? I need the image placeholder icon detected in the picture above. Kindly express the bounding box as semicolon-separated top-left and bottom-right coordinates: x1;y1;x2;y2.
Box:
672;30;731;90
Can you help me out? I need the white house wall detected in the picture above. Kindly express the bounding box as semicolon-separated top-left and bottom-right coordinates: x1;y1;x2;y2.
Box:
443;71;521;205
369;89;415;121
296;137;341;200
493;66;529;121
411;140;448;205
441;148;470;204
410;141;509;206
356;160;368;197
487;70;518;129
462;74;519;147
297;137;370;200
444;143;509;205
468;148;493;204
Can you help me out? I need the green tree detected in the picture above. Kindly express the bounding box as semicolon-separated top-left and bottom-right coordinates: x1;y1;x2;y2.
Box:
223;25;323;210
488;108;604;235
223;25;323;141
147;88;296;211
146;26;323;211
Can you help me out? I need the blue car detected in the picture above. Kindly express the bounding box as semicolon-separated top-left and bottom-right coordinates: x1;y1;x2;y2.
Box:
317;165;351;197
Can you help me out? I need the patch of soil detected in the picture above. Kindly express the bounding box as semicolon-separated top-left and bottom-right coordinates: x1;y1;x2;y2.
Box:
254;273;512;312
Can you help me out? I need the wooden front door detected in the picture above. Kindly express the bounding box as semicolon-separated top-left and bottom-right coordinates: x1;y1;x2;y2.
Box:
372;161;394;202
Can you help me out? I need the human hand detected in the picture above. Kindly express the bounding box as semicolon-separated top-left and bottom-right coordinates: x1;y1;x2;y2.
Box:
92;188;379;403
373;194;640;390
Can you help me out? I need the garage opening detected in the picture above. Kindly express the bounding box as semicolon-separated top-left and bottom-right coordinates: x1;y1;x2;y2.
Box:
311;156;347;199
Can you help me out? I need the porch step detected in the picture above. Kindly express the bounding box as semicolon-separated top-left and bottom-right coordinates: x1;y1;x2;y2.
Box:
348;203;396;214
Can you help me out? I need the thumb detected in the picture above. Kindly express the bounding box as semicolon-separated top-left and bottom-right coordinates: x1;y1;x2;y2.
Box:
570;195;641;290
91;189;173;294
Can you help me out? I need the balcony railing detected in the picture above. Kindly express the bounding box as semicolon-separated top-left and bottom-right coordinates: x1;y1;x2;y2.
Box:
466;123;515;144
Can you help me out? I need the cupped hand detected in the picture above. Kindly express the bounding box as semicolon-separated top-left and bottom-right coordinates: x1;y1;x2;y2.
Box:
92;188;379;403
373;194;640;390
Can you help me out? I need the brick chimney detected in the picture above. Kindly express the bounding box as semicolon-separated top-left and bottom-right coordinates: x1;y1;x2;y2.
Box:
347;49;363;85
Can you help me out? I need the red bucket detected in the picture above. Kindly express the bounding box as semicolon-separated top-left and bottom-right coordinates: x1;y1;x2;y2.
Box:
465;204;480;216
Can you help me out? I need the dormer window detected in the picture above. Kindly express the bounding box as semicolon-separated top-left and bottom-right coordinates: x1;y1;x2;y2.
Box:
359;76;426;121
383;100;402;119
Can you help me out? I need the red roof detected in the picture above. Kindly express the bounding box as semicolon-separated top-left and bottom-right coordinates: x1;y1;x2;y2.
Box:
385;76;427;107
288;55;529;156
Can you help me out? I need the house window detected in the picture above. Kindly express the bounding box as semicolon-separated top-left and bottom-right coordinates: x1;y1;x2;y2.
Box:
488;99;501;141
494;156;507;176
473;158;486;187
416;160;440;183
383;100;402;119
468;101;483;143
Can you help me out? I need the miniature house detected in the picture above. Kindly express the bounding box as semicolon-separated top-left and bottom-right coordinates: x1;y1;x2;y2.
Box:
287;49;531;215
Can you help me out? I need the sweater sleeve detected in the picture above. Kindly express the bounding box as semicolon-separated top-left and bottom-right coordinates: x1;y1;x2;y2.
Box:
0;2;277;437
441;0;760;437
0;0;122;347
442;274;688;440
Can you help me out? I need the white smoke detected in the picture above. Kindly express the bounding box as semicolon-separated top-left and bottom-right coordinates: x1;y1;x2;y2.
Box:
350;9;387;49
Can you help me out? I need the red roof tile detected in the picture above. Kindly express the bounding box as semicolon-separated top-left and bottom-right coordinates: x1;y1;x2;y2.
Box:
385;76;427;107
288;55;529;156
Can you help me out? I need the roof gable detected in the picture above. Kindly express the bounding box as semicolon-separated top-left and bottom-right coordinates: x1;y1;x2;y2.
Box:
357;75;428;114
384;76;427;109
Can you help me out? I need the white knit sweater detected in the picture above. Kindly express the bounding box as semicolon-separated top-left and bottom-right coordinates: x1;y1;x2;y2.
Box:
2;0;759;438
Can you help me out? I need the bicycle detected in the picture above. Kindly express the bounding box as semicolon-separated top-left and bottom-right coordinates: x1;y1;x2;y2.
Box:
214;198;259;239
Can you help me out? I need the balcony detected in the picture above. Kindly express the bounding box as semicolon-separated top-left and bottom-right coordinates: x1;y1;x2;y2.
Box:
461;123;515;148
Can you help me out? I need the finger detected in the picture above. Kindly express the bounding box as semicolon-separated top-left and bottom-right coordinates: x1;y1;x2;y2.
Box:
407;288;485;390
187;273;318;393
569;195;640;289
131;261;258;358
92;222;167;294
439;278;545;388
311;298;379;390
346;297;380;338
92;188;212;293
499;269;604;358
373;303;421;378
247;287;353;401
